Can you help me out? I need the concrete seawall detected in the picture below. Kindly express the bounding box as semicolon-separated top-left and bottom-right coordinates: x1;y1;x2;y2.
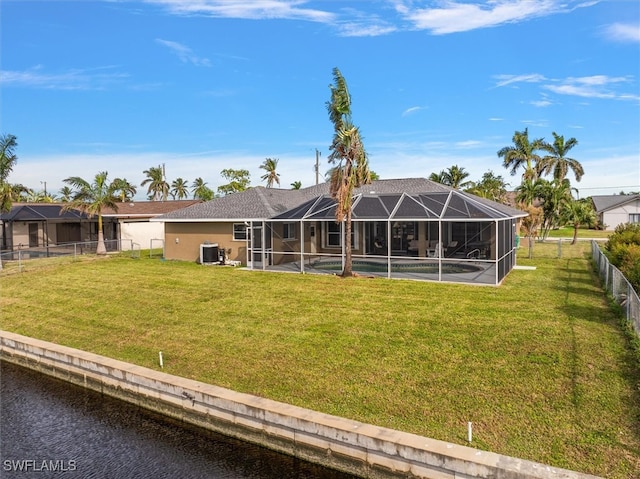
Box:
0;331;600;479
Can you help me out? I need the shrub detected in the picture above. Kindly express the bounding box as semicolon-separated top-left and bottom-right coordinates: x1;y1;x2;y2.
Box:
606;223;640;292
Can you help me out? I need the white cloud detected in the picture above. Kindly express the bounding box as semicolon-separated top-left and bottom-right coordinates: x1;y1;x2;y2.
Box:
399;0;564;34
156;39;212;67
602;22;640;43
401;106;427;116
0;65;128;90
531;99;553;107
544;75;637;100
146;0;335;23
493;73;546;88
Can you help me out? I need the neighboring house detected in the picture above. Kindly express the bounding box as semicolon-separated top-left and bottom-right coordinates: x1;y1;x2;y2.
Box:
0;200;202;255
591;194;640;231
155;178;527;285
102;200;201;251
0;203;103;252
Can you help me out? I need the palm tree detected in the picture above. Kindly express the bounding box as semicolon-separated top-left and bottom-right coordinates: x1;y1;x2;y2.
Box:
561;199;596;244
539;178;576;239
326;67;371;277
63;172;119;255
538;132;584;182
498;128;544;180
171;178;189;200
111;177;137;202
192;177;214;201
259;158;280;188
429;171;447;184
141;165;169;201
58;186;74;202
445;165;471;189
290;181;302;190
515;177;546;207
0;133;18;213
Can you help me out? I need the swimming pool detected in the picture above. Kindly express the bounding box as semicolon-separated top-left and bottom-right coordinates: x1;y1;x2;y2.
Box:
310;259;483;274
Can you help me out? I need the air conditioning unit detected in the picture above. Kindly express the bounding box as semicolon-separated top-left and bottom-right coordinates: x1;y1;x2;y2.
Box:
200;243;220;265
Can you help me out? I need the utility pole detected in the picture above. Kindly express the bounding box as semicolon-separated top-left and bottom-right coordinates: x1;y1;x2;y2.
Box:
314;149;321;185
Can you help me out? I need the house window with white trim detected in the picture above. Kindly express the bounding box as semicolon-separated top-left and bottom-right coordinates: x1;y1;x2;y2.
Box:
323;222;358;248
282;222;296;241
630;214;640;224
233;223;247;241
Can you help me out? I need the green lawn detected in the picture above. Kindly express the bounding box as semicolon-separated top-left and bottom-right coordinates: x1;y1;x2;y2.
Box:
544;227;611;239
1;244;638;477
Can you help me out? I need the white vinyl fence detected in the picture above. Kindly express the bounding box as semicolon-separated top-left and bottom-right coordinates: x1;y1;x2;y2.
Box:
592;240;640;337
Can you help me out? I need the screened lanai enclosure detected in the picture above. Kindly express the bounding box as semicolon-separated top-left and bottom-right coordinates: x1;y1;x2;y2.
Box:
244;190;527;285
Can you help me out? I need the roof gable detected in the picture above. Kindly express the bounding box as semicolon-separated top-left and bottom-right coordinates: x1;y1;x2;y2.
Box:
591;194;640;213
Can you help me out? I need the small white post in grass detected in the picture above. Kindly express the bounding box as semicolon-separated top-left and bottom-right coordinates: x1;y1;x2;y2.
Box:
159;351;164;369
467;421;473;443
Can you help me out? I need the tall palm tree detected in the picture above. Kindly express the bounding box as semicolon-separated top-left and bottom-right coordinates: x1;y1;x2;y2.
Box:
259;158;280;188
290;181;302;190
538;132;584;182
539;178;576;239
171;178;189;200
326;67;371;277
141;165;169;201
63;171;119;255
498;128;544;180
111;177;137;202
192;177;214;201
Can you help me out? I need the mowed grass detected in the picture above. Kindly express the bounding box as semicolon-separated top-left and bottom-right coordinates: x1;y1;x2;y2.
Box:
1;244;639;477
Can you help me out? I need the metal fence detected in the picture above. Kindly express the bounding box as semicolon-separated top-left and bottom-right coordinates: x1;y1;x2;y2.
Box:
0;239;135;264
592;240;640;337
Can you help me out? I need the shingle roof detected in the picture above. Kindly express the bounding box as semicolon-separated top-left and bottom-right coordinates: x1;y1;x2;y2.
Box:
591;194;640;213
101;200;201;218
0;204;88;221
156;178;525;222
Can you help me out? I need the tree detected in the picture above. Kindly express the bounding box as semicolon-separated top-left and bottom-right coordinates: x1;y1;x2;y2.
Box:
141;165;169;201
561;199;595;245
538;132;584;182
217;169;250;196
111;177;137;202
465;170;509;203
192;177;214;201
429;171;447;184
0;133;18;214
171;178;190;200
290;181;302;190
58;186;74;202
514;177;546;208
259;158;280;188
539;178;576;239
326;67;371;277
63;171;119;255
520;205;544;259
498;128;544;180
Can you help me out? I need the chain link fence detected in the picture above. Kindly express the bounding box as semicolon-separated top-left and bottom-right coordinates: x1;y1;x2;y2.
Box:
592;240;640;337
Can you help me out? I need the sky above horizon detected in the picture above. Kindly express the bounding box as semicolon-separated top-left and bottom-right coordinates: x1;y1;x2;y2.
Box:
1;0;639;200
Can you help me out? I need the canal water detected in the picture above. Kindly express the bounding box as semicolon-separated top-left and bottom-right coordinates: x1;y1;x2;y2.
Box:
0;361;357;478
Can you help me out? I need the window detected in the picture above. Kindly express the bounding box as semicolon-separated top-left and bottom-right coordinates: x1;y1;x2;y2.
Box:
233;223;247;241
282;223;296;240
324;222;358;248
630;213;640;224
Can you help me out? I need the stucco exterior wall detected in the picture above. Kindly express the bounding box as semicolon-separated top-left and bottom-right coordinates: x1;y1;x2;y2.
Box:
601;198;640;230
120;221;165;251
164;222;246;263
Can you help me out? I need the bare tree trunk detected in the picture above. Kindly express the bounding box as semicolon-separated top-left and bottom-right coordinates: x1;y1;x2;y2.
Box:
572;223;579;245
342;211;353;277
96;214;107;255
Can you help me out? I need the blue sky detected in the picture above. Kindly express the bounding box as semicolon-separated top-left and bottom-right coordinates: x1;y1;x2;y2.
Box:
1;0;639;199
